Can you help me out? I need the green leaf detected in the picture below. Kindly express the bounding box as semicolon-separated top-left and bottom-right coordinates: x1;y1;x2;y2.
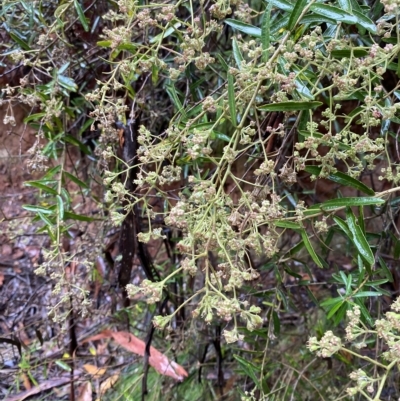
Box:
58;75;78;92
54;2;70;19
261;3;272;62
327;300;345;319
24;181;58;195
23;113;47;124
332;303;348;326
63;211;96;222
332;216;352;238
320;296;343;307
265;0;294;12
270;15;290;36
97;40;112;47
64;135;91;155
233;355;261;390
353;10;376;34
379;257;393;282
300;15;336;25
43;165;62;179
228;73;237;127
258;101;322;112
215;53;229;71
210;131;231;142
37;211;55;228
9;32;31;50
272;310;280;335
224;19;261;37
149;22;181;44
63;171;89;189
304;166;375;195
307;197;385;214
74;0;89;32
346;208;375;267
274;221;302;229
165;83;186;118
117;43;137;53
352;291;381;298
232;38;243;69
22;205;54;215
55;360;71;372
358;205;365;234
330;49;368;58
288;240;305;256
288;0;308;31
364;279;389;287
300;229;323;268
56;195;64;220
353;298;373;326
310;4;358;24
337;0;352;12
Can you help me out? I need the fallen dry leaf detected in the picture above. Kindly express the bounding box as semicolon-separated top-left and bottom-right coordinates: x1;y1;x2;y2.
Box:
4;370;82;401
83;363;107;379
77;381;92;401
21;373;31;391
83;330;188;381
98;373;119;398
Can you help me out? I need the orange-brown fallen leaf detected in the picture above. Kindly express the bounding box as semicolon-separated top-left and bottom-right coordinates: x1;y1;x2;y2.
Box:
98;373;119;399
83;363;107;379
82;330;188;381
21;373;31;391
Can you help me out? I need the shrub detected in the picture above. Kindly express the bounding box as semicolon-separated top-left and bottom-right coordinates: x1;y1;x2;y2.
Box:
2;0;400;399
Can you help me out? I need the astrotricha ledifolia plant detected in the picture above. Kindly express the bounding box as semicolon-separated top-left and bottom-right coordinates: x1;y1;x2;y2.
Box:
77;0;400;345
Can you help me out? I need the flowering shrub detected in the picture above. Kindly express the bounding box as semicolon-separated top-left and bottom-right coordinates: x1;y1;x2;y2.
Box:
3;0;400;398
309;298;400;400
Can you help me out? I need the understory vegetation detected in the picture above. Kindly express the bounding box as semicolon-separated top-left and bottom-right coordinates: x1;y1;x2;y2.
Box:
2;0;400;399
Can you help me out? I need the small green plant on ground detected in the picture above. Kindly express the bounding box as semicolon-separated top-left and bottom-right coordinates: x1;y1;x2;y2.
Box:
2;0;400;399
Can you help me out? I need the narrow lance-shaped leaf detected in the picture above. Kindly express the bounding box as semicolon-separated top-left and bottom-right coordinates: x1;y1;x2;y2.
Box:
233;355;261;390
23;205;55;215
224;19;261;37
74;0;89;32
300;229;323;268
274;221;302;229
166;83;186;118
265;0;294;12
352;291;382;298
63;211;97;222
258;101;322;112
24;181;58;195
333;215;352;237
379;257;393;282
232;38;243;69
346;207;375;267
310;4;358;24
56;195;64;220
353;10;377;34
150;22;181;44
304;165;375;195
337;0;352;12
62;171;89;189
58;75;78;92
288;0;309;31
261;3;272;62
305;197;385;215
